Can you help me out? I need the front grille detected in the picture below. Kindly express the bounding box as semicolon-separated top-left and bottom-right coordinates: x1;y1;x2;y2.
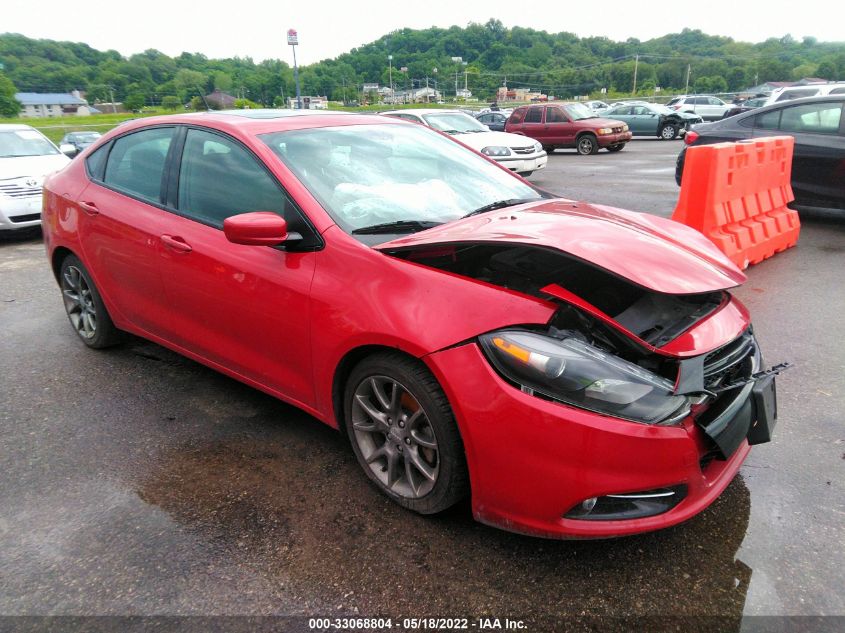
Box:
703;332;755;391
612;126;625;133
0;183;41;199
510;146;536;155
9;213;41;223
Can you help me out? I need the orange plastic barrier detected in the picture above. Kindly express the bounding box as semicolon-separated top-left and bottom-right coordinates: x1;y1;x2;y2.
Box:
672;136;800;270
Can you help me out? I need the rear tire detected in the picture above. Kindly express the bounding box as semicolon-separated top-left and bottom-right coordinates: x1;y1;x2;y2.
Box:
542;145;555;153
576;135;599;155
520;171;534;177
59;254;121;348
344;352;469;515
606;144;625;152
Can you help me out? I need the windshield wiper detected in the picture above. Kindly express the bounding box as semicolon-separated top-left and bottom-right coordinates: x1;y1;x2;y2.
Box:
351;220;443;235
462;198;540;218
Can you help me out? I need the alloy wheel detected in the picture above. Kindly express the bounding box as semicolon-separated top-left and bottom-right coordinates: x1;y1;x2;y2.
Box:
351;375;440;499
61;265;97;339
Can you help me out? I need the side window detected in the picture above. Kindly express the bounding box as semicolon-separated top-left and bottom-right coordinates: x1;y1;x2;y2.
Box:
85;142;110;181
545;107;566;123
708;97;723;106
103;127;174;203
829;87;845;95
632;106;649;116
779;104;842;134
692;97;708;105
524;107;543;123
755;109;781;130
509;109;526;124
177;128;288;227
478;114;491;123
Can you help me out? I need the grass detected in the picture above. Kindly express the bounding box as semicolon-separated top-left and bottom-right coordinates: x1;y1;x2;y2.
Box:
1;108;173;143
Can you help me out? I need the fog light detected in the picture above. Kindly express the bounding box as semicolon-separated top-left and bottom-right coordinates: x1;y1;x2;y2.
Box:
564;485;687;521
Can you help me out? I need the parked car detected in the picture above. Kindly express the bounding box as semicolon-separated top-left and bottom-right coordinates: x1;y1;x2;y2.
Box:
0;124;71;231
474;110;508;131
583;100;610;113
665;95;732;121
722;97;767;119
676;95;845;212
42;109;780;538
600;102;702;139
763;82;845;106
59;131;103;155
382;109;546;176
505;102;631;154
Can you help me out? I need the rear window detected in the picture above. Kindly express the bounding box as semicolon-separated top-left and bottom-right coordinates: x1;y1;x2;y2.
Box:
829;87;845;95
524;107;543;123
666;98;681;106
776;88;818;102
755;109;781;130
779;103;842;134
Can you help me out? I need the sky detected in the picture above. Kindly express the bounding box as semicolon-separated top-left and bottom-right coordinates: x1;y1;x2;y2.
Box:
2;0;841;66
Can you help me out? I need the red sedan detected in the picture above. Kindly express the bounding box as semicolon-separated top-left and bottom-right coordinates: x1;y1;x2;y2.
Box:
42;110;781;538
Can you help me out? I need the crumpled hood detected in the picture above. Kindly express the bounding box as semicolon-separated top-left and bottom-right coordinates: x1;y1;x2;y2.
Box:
0;154;70;181
376;199;746;295
454;130;539;151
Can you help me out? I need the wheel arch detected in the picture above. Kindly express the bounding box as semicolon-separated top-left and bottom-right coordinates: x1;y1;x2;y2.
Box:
50;246;76;285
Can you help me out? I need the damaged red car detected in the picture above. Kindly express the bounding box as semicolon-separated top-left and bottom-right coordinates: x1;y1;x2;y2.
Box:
42;110;783;538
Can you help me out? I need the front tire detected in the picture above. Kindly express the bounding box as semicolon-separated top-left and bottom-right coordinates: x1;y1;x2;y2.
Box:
659;123;678;140
606;144;625;152
576;135;599;155
59;254;121;348
344;352;469;515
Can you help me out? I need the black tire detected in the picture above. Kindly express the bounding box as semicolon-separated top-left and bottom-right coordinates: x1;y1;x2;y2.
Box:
542;145;555;153
59;254;122;349
659;123;678;140
606;144;625;152
344;351;469;515
520;171;534;177
576;134;599;155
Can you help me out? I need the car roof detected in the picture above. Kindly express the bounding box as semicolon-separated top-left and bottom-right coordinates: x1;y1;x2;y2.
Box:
717;94;845;125
0;124;37;131
97;109;403;140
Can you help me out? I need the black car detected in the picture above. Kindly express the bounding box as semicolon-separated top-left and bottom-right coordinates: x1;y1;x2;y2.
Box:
474;111;508;132
722;96;767;119
59;131;102;155
676;95;845;212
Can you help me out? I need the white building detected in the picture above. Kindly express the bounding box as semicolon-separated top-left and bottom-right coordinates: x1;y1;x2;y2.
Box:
15;91;99;118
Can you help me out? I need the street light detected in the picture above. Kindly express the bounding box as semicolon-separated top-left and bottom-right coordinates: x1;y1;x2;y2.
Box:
451;57;462;102
432;67;438;102
287;28;301;110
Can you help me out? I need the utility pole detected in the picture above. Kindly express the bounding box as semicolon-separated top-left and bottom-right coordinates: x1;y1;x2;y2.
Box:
632;54;639;96
109;86;116;113
464;64;468;106
451;57;463;103
685;64;691;94
287;29;301;109
388;55;393;103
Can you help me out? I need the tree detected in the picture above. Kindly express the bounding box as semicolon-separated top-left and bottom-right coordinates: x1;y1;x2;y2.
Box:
161;95;181;110
123;92;146;111
0;73;21;117
817;61;837;80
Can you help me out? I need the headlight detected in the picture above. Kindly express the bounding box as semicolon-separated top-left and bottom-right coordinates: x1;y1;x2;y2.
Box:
596;127;613;135
481;146;511;157
534;142;543;153
479;330;690;425
622;124;629;131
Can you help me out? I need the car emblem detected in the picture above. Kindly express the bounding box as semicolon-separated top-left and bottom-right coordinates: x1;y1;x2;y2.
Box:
25;178;39;187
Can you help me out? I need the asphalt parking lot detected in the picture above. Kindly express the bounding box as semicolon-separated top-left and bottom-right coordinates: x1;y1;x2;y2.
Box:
1;139;843;630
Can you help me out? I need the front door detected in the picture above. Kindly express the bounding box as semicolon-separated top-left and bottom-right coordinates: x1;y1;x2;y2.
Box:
156;127;319;407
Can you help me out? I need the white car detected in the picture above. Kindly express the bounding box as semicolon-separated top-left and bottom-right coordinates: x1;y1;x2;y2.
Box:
763;82;845;106
584;100;610;112
665;95;731;121
0;125;71;231
381;109;547;176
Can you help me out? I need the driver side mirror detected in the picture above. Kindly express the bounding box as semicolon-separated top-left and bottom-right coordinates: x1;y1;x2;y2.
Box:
224;211;300;246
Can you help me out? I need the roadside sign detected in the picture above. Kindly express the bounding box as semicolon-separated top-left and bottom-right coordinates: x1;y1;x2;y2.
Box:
287;29;298;46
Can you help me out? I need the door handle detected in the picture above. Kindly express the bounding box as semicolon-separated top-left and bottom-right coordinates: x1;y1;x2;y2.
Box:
79;201;99;216
160;234;192;253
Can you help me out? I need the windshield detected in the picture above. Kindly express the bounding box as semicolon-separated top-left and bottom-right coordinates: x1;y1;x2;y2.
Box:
0;129;59;158
261;123;541;238
652;105;677;115
421;112;488;133
562;103;596;121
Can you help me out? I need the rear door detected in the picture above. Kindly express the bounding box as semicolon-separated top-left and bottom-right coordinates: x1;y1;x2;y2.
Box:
520;106;545;143
76;127;174;334
543;105;571;145
753;101;845;209
155;126;320;406
628;106;658;135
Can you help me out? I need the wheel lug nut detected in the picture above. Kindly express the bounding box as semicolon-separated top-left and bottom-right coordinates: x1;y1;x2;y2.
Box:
398;421;405;428
404;438;411;445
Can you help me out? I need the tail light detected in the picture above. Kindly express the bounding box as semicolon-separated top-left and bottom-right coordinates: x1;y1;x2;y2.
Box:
684;130;700;145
